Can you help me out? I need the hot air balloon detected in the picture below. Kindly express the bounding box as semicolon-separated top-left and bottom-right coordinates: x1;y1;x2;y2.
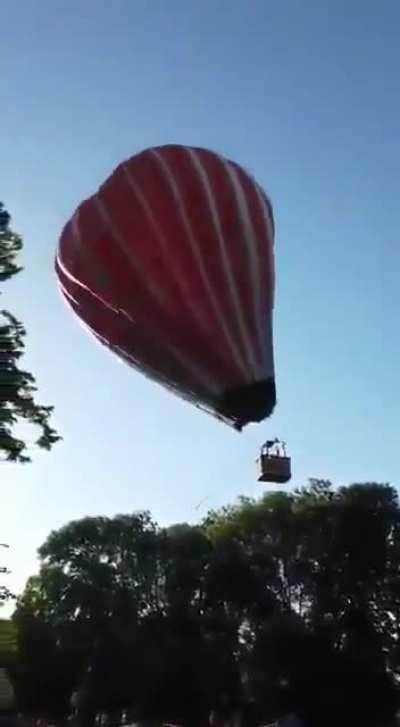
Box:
56;145;276;429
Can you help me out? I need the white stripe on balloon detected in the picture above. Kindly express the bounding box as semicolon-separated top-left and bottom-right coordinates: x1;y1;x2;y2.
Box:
150;147;248;379
254;184;275;291
95;173;223;390
57;275;220;396
251;182;275;373
56;253;122;316
186;147;256;377
121;161;210;337
69;209;119;299
220;159;264;378
93;193;170;310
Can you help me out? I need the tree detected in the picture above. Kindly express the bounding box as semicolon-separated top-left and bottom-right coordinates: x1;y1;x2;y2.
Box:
0;614;18;713
0;202;60;463
14;482;400;726
0;544;12;605
205;481;400;725
14;515;237;724
12;602;78;718
0;619;17;668
13;514;163;721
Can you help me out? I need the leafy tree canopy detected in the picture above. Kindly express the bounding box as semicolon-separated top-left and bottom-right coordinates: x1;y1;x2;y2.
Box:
0;202;60;463
13;481;400;726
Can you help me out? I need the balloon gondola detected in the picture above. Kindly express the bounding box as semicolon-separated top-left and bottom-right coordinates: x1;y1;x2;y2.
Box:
257;438;291;484
55;144;276;430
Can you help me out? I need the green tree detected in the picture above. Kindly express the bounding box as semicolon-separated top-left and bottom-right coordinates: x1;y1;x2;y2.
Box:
12;602;78;718
15;515;237;724
0;544;13;605
0;202;60;463
205;481;400;725
14;482;400;726
0;618;17;668
14;514;163;720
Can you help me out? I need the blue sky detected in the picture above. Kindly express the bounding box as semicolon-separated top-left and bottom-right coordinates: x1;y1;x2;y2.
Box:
1;0;399;603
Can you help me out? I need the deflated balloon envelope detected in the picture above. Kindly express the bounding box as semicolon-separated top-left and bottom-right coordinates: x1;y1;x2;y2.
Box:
56;144;276;429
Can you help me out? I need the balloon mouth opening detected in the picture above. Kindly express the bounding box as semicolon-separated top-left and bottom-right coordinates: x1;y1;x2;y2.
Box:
217;379;276;430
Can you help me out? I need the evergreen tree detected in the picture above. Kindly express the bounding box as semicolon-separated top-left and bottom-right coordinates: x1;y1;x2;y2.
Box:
0;202;60;463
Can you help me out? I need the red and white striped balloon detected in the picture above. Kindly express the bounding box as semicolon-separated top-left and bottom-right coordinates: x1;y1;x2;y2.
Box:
56;145;276;429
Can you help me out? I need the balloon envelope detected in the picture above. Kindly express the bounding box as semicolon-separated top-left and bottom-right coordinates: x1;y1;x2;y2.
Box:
56;145;276;429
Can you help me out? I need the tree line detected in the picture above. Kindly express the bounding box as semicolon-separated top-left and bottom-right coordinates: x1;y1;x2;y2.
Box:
2;480;399;726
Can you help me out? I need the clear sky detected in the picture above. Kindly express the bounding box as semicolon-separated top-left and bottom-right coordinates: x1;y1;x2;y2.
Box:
1;0;399;604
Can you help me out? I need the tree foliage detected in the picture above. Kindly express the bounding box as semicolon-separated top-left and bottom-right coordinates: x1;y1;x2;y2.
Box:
0;202;60;462
0;544;13;605
12;481;400;726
